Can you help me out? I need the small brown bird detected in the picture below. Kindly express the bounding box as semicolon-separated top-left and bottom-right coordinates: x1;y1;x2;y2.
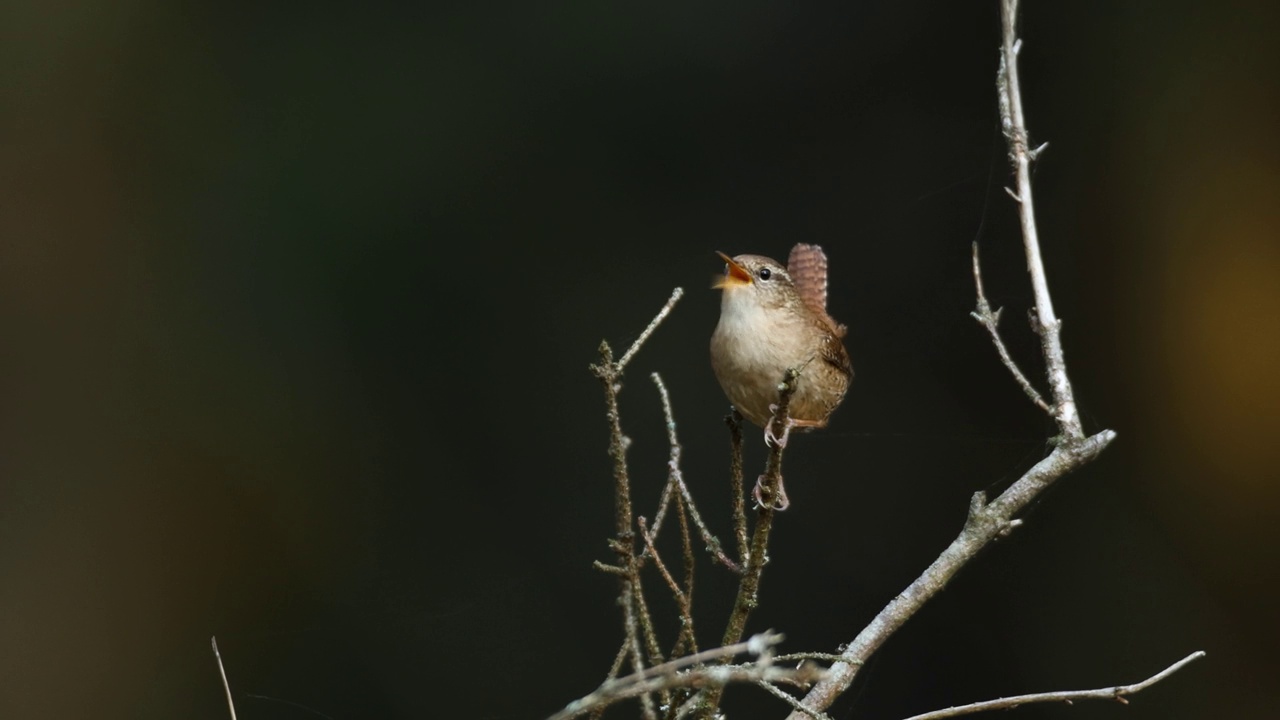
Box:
710;244;853;508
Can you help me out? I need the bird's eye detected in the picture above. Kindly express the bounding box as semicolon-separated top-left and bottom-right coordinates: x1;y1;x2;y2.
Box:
758;268;772;281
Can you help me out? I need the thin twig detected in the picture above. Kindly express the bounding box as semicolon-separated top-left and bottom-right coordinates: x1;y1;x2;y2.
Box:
675;492;699;656
632;568;668;673
996;0;1084;440
589;641;633;720
639;516;697;655
618;288;685;372
755;680;835;720
211;637;238;720
900;651;1206;720
549;632;796;720
646;374;740;573
726;410;749;566
622;576;660;717
970;242;1052;414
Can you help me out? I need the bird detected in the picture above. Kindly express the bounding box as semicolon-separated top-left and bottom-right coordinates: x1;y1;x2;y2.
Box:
710;243;853;508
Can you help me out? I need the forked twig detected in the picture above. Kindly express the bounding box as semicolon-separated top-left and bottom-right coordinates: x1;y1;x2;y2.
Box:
647;373;741;573
638;516;697;653
970;242;1052;414
900;651;1206;720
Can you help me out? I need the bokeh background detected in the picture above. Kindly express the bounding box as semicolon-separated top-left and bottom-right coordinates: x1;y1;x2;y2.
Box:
1;0;1277;718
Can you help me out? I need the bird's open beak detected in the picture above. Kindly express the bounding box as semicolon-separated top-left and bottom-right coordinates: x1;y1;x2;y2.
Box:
714;251;752;289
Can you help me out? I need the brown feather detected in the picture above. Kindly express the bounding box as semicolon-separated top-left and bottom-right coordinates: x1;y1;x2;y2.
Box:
788;243;847;337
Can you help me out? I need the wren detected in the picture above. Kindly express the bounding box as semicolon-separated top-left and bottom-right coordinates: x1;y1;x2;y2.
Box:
710;244;853;508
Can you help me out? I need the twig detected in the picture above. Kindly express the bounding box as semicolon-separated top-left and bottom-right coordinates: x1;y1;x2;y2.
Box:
755;680;835;720
646;374;740;573
638;516;697;655
970;242;1053;414
996;0;1084;440
549;632;798;720
211;637;238;720
726;411;749;566
774;651;861;664
900;651;1206;720
674;492;699;657
618;288;685;372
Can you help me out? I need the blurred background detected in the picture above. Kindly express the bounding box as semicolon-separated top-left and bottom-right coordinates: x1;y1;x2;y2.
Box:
1;0;1277;717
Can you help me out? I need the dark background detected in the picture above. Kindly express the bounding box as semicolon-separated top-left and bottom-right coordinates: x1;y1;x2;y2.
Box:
2;0;1278;718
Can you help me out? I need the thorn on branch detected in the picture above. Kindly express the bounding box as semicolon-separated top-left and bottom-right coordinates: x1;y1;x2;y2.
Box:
1004;186;1023;203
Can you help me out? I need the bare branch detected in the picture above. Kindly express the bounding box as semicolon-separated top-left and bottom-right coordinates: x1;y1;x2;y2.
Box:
779;5;1136;716
211;637;238;720
588;290;689;720
725;410;749;566
638;516;697;653
996;0;1085;440
970;242;1053;414
618;287;685;372
900;651;1206;720
646;373;741;573
673;492;700;657
785;430;1116;718
548;632;807;720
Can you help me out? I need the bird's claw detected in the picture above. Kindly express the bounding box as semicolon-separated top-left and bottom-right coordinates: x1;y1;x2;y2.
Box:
763;403;794;448
752;474;791;511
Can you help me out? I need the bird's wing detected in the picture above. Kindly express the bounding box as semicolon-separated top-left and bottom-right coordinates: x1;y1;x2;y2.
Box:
788;243;847;338
818;322;853;377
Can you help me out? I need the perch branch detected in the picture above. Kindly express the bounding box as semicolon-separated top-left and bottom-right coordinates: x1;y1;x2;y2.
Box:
900;651;1206;720
970;242;1052;414
696;368;799;714
726;411;749;565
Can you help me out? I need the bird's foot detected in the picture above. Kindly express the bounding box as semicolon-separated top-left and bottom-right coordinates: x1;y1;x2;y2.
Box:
763;403;795;448
752;474;791;511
